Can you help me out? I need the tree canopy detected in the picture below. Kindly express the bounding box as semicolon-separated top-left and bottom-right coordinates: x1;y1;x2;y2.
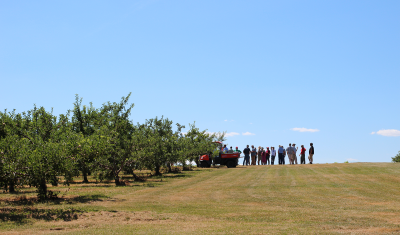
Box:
0;93;224;199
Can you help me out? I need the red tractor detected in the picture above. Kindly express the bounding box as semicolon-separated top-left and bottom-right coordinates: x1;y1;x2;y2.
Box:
199;141;240;168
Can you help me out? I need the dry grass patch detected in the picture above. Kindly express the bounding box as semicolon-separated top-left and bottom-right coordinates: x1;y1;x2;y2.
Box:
1;163;400;234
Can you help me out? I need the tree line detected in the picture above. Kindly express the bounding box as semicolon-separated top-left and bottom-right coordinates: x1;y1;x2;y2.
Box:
0;93;224;200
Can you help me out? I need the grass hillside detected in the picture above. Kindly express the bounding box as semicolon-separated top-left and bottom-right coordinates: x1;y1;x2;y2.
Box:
1;163;400;234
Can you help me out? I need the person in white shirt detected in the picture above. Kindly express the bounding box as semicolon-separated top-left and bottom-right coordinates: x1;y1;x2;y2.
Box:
270;147;276;165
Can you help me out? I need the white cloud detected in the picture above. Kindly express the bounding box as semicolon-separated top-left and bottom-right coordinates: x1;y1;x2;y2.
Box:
347;158;358;162
242;132;255;136
371;129;400;137
291;127;320;133
249;123;253;125
224;119;228;122
225;132;240;137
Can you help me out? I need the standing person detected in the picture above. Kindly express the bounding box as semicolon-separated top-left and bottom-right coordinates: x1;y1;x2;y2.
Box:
286;144;293;164
251;145;257;165
257;146;263;165
282;147;286;165
300;145;306;164
243;145;250;166
308;143;314;164
292;144;299;164
261;148;266;165
265;147;270;165
278;145;284;165
270;147;276;165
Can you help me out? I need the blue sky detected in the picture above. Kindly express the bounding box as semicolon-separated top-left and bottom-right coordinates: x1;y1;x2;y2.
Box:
1;0;399;163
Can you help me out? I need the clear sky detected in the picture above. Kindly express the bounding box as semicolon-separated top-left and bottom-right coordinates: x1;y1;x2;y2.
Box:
1;0;399;163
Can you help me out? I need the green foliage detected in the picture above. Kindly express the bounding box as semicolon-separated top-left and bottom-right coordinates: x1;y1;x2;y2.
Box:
135;116;184;175
0;93;220;197
0;106;75;199
392;151;400;163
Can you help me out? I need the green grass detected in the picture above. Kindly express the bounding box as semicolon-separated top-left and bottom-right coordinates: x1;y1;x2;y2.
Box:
1;163;400;234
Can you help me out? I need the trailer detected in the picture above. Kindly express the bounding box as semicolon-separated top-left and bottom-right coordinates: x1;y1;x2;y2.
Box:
199;141;240;168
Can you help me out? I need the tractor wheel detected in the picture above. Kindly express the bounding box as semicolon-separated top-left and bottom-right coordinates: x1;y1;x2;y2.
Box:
200;161;210;168
226;161;236;168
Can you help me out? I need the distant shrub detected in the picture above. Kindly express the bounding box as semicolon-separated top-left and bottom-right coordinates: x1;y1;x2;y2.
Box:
344;161;349;163
392;151;400;163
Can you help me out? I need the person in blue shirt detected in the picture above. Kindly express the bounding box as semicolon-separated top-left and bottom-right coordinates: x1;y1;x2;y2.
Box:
223;145;229;153
278;145;285;165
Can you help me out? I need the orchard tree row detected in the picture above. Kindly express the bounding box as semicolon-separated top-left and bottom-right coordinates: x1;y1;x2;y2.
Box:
0;93;225;200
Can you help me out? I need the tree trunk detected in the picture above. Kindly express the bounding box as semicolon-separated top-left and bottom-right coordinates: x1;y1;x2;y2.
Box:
154;164;161;176
8;180;15;193
167;162;172;173
82;169;89;183
114;172;121;186
38;178;47;200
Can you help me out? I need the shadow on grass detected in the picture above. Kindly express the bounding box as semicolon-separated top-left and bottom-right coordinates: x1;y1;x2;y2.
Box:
0;193;109;206
162;173;194;179
0;207;84;224
65;194;109;204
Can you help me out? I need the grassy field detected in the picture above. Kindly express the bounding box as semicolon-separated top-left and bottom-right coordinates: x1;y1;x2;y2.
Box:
1;163;400;234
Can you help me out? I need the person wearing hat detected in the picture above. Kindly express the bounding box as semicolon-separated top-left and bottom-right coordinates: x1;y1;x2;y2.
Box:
292;143;298;164
308;143;314;164
234;146;242;155
300;145;306;164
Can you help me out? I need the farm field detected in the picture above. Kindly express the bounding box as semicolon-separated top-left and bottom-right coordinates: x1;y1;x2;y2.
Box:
1;162;400;234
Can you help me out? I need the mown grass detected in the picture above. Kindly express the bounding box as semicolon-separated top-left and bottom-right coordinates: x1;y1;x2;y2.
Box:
1;163;400;234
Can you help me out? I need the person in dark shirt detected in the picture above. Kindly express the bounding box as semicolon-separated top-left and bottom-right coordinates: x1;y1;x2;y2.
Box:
251;145;257;165
308;143;314;164
265;147;270;165
243;145;251;166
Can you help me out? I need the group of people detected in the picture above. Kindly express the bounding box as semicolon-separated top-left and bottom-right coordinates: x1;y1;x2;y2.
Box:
236;143;315;166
